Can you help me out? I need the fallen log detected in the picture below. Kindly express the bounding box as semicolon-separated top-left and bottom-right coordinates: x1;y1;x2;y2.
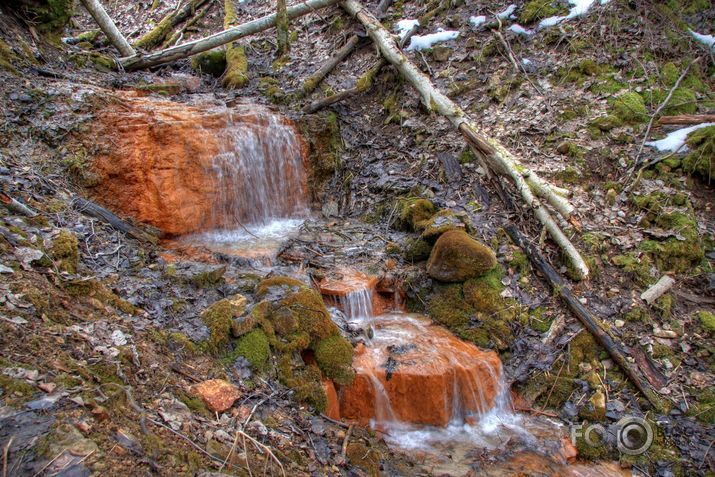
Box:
135;0;212;50
657;114;715;126
73;198;158;244
302;0;392;94
0;192;38;217
505;225;669;412
119;0;339;70
342;0;588;279
303;58;384;113
163;1;213;48
78;0;136;57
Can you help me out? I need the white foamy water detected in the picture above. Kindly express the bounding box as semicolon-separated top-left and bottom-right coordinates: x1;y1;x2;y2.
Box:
182;218;304;256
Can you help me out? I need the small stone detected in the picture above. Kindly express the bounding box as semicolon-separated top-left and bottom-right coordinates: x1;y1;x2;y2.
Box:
579;362;593;373
614;319;625;328
91;405;110;422
193;379;241;413
111;330;128;346
431;45;453;62
39;382;57;393
0;263;14;274
617;210;626;218
654;329;678;339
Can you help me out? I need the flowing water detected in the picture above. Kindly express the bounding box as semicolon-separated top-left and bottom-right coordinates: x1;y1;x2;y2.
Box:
180;107;309;256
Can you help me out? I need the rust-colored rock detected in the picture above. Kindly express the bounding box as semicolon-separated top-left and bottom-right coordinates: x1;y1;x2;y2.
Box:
90;93;309;236
338;313;502;427
193;379;241;413
323;379;341;420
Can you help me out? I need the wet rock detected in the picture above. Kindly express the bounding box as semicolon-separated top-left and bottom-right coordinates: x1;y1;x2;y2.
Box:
339;314;502;426
426;230;497;282
192;379;241;413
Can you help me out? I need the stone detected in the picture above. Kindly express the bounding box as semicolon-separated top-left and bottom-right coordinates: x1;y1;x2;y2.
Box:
90;95;309;236
193;379;241;413
426;230;497;282
431;45;453;62
339;314;502;427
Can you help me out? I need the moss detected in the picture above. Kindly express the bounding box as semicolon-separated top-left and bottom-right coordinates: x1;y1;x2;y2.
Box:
420;209;470;241
428;283;472;328
165;331;199;355
403;237;432;262
682;125;714;181
610;92;647;123
590;77;626;95
223;44;248;89
687;388;715;424
393;197;436;232
625;306;651;323
0;374;35;406
487;73;523;102
612;252;655;285
177;391;210;416
191;266;226;288
529;307;553;333
50;229;79;274
314;335;354;385
26;0;74;34
661;62;680;87
556;141;584;159
639;210;703;273
233;329;270;370
255;277;338;347
559;59;607;84
64;279;139;315
663;88;697;115
0;39;21;75
463;267;504;314
298;111;341;202
519;0;567;24
458;147;477;164
346;442;381;477
697;310;715;337
199;296;248;355
278;354;326;411
191;50;227;77
574;428;612;460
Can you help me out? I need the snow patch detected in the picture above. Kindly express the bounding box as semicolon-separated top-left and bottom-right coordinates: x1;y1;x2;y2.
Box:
469;15;487;27
508;24;534;37
522;58;533;65
395;19;420;40
406;29;460;51
645;123;715;153
689;30;715;50
538;0;598;29
496;4;517;20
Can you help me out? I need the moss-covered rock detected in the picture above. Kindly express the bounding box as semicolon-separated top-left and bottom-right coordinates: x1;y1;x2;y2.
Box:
393;197;436;232
662;88;697;115
314;335;354;385
426;230;497;282
234;329;270;370
639;210;703;273
589;114;623;132
255;277;338;347
191;49;227;77
278;354;327;412
18;0;74;34
200;295;248;355
50;229;79;273
682;125;714;181
64;279;139;315
610;92;647;123
403;237;432;262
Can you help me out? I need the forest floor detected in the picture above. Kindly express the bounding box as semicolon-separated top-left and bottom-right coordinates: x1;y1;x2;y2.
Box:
0;0;714;476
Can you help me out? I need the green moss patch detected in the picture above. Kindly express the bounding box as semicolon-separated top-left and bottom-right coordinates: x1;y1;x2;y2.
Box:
223;43;248;89
519;0;567;24
393;197;436;232
682;125;714;181
199;295;248;355
233;329;270;370
50;229;79;274
314;335;354;385
191;50;227;77
609;92;647;123
426;230;497;282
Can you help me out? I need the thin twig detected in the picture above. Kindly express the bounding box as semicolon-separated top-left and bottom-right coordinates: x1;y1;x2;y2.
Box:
31;448;68;477
341;424;354;462
628;57;700;179
2;436;13;477
147;418;223;466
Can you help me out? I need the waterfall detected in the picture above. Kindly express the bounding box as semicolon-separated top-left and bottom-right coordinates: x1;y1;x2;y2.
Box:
210;109;309;228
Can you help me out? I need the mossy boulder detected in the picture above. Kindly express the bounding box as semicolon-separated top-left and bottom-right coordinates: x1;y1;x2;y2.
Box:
662;88;697;115
255;277;339;347
426;230;497;282
393;197;436;231
10;0;74;34
191;50;227;77
200;295;249;355
278;354;327;412
50;229;79;273
610;92;647;123
234;329;270;370
589;114;623;132
314;335;354;385
682;125;714;181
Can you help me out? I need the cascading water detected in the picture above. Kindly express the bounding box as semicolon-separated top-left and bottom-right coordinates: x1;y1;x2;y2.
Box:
181;105;310;256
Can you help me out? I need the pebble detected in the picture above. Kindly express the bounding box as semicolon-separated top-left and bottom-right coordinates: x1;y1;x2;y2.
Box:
654;329;678;339
614;319;625;328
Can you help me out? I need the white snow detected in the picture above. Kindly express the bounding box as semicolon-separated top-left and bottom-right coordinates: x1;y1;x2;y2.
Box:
496;4;517;20
469;15;487;27
538;0;598;29
645;123;715;153
689;30;715;50
405;29;460;51
508;24;534;36
395;19;420;39
522;58;533;65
